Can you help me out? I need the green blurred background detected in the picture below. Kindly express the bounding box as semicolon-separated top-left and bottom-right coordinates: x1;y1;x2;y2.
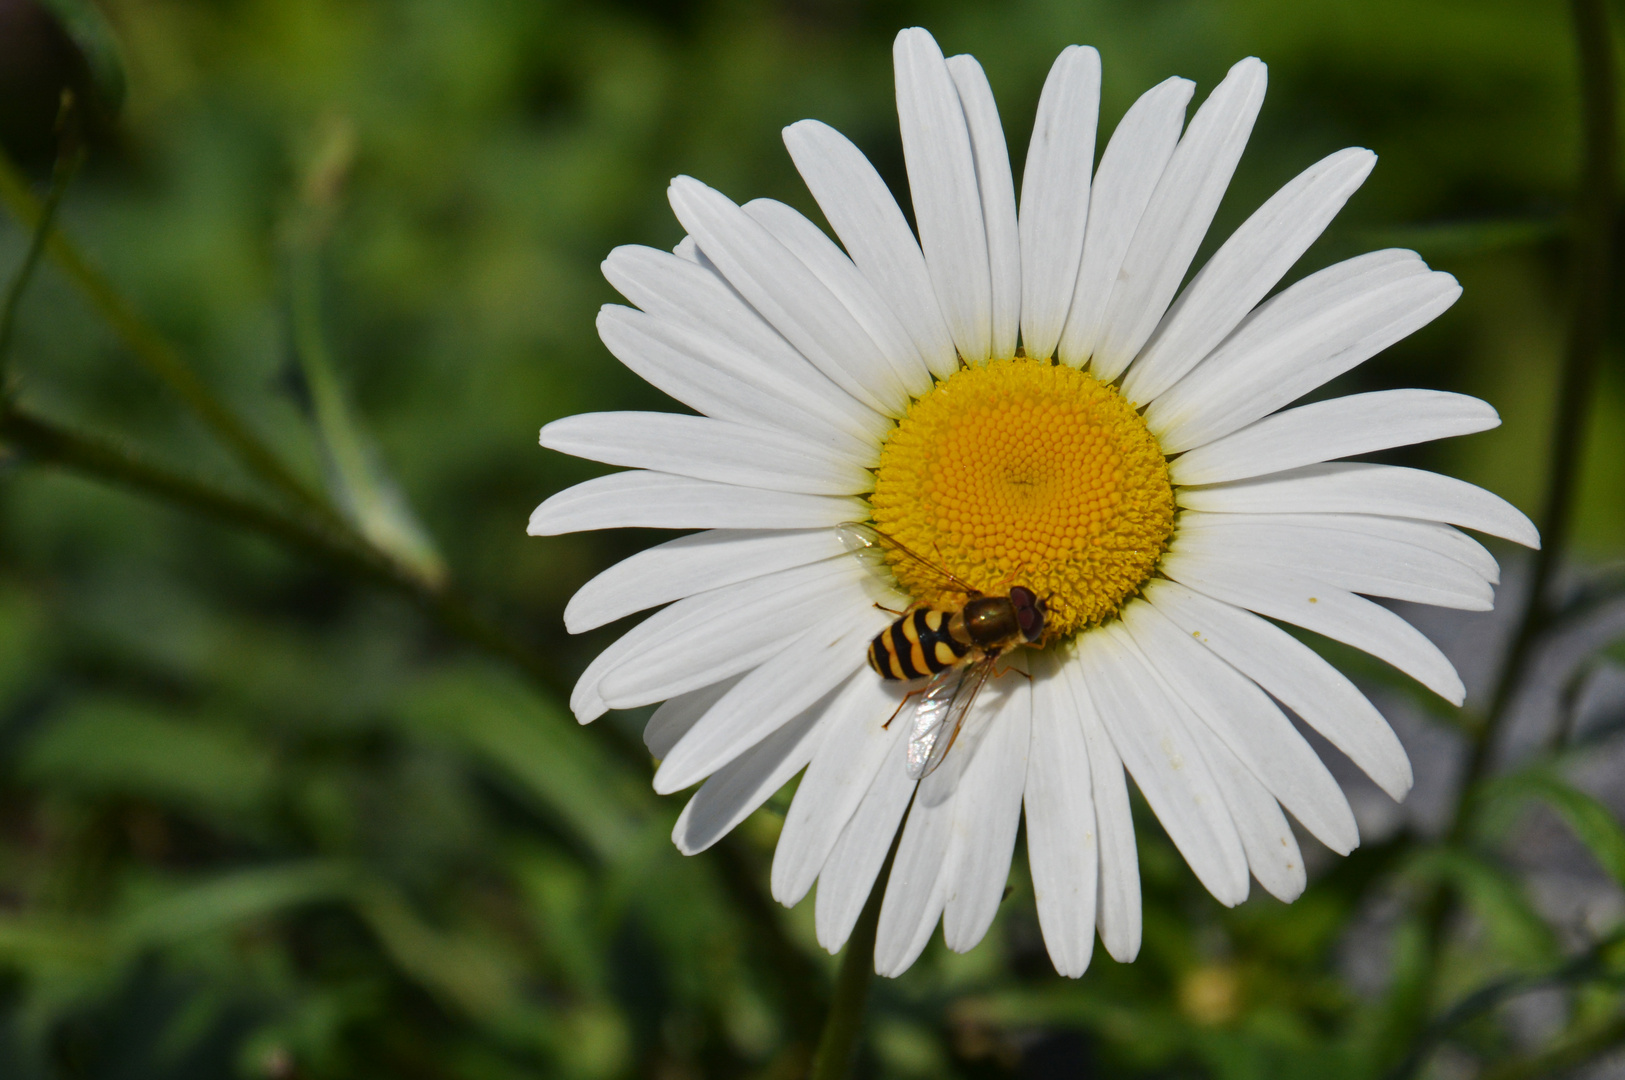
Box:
1;0;1623;1077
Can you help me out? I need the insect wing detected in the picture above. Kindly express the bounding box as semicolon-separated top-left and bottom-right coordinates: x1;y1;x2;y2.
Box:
836;521;978;598
905;656;996;780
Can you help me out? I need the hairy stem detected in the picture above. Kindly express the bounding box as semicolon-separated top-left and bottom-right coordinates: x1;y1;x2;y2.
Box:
0;148;342;530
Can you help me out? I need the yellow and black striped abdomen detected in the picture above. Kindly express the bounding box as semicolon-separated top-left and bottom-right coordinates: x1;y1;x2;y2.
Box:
867;608;972;680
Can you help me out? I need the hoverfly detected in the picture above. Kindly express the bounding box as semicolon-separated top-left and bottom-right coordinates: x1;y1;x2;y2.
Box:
837;522;1047;780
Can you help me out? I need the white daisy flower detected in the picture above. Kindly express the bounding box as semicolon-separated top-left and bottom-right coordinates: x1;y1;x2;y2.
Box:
529;27;1539;978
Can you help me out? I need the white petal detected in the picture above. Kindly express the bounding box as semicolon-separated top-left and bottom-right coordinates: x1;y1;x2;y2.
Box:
651;616;875;792
782;120;958;378
946;53;1020;359
528;471;867;536
1143;579;1412;800
645;675;744;759
942;672;1031;951
774;675;910;906
874;790;951;975
742;198;933;398
1147;252;1460;451
1057;76;1194;371
570;559;859;722
601;251;888;443
1172;513;1495;611
595;304;881;454
1018;45;1101;362
1078;626;1251;906
1169;390;1502;486
1025;650;1098;978
894;27;993;362
1181;717;1306;902
1122;147;1376;403
565;529;845;634
1159;549;1466;704
667;176;910;414
672;684;834;854
1056;652;1139;961
1092;58;1268;381
1177;462;1540;548
1120;599;1357;854
1173;512;1499;584
542;411;874;496
607;589;872;720
815;734;917;953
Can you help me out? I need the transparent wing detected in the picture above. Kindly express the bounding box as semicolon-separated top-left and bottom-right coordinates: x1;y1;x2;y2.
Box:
906;655;996;780
836;521;979;597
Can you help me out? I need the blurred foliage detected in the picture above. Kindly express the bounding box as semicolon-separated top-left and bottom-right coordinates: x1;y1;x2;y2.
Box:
0;0;1623;1078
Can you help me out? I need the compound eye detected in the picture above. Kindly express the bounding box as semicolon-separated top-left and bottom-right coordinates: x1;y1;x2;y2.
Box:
1009;587;1045;641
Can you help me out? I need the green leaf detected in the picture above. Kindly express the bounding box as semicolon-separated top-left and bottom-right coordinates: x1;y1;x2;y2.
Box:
1486;771;1625;888
398;665;652;861
21;697;276;820
1406;848;1558;967
1352;215;1563;259
284;118;446;588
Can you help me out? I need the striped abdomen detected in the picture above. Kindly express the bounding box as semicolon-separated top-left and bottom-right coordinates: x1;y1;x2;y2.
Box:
868;608;973;680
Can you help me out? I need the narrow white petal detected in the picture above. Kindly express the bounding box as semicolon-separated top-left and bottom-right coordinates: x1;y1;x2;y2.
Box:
782;120;958;377
651;616;875;792
667;176;909;414
1182;718;1306;902
1144;579;1412;800
942;673;1031;952
1018;45;1101;362
1078;627;1251;907
565;529;845;634
815;735;917;953
774;676;910;906
895;27;993;362
1093;58;1268;380
645;675;744;759
1057;76;1194;370
608;591;872;721
570;559;859;722
946;53;1021;359
596;304;881;454
672;690;832;854
1148;253;1460;451
1177;462;1540;548
874;790;952;975
601;250;888;443
1057;651;1139;960
1121;599;1357;854
1173;512;1498;584
528;471;867;536
1169;390;1502;486
1025;650;1098;978
742;198;933;398
1172;514;1495;610
1123;147;1376;403
1160;549;1466;704
542;412;873;496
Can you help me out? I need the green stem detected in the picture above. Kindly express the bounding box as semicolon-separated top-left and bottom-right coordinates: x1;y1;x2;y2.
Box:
1390;0;1618;1069
0;147;342;530
0;151;82;388
1450;0;1616;836
808;850;890;1080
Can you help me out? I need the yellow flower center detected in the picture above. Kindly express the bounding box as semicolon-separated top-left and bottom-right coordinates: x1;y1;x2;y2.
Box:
869;358;1174;639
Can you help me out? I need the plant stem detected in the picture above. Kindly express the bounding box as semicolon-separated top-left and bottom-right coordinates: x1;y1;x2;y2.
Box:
1389;1;1618;1072
0;147;342;531
1449;0;1616;835
0;151;81;389
809;853;890;1080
